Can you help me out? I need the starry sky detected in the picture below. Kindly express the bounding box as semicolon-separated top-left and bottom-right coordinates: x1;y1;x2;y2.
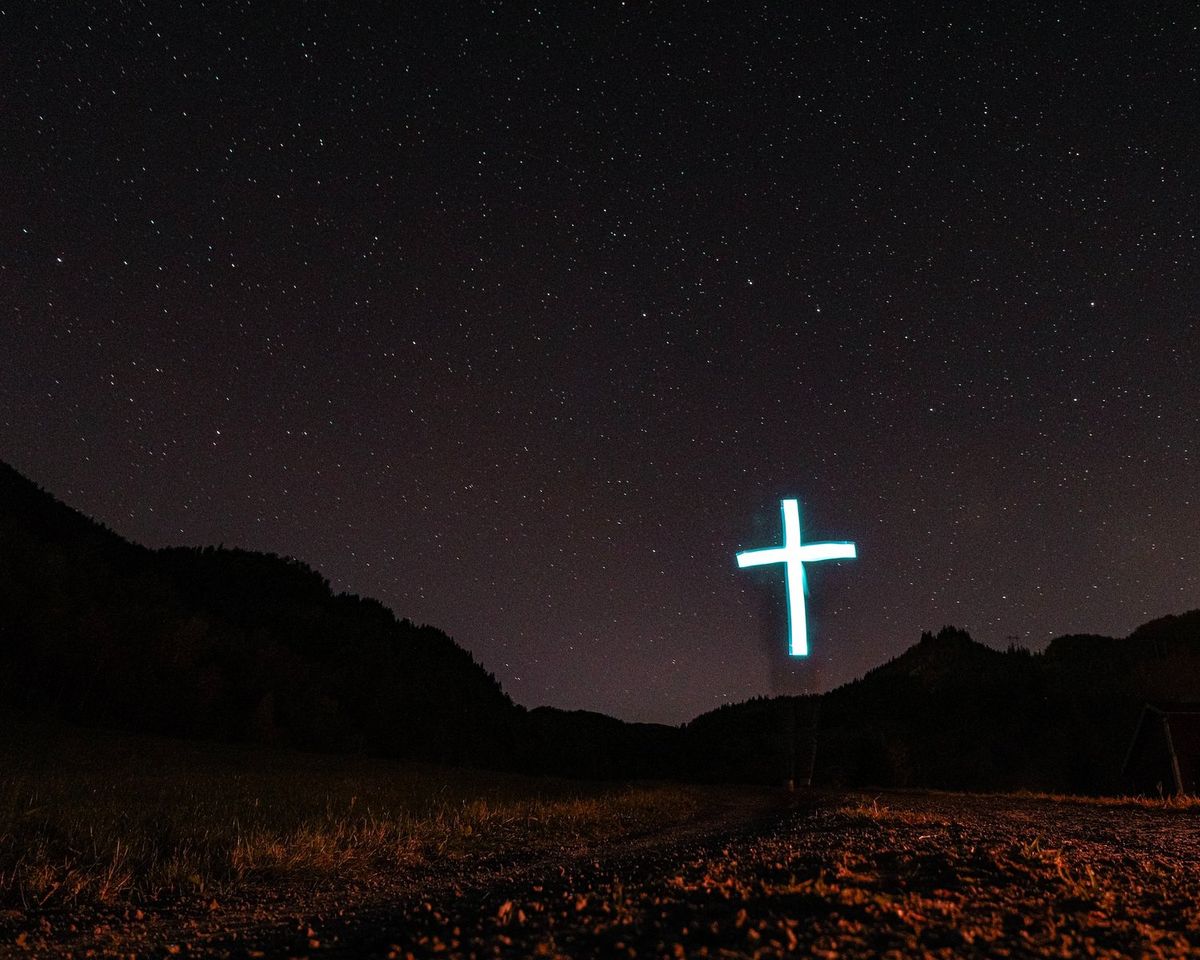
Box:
2;3;1198;725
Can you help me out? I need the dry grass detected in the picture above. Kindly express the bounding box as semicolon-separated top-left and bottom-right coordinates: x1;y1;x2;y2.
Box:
833;797;945;825
1002;788;1200;810
0;722;697;909
833;797;892;821
834;786;1200;831
884;785;1200;812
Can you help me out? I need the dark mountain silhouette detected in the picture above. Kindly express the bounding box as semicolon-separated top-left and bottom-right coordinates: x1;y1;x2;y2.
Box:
522;707;680;780
0;460;520;765
682;618;1200;793
2;459;1198;792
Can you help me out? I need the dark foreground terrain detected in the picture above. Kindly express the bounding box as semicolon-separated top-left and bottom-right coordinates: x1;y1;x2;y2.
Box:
7;804;1200;960
3;728;1199;958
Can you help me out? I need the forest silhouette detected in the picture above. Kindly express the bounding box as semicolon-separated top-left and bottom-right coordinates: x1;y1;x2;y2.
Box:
2;460;1197;792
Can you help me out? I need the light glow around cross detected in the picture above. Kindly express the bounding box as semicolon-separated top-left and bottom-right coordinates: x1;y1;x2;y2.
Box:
736;499;856;656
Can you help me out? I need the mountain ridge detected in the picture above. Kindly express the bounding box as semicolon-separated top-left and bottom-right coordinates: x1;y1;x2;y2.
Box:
2;459;1197;791
0;459;520;764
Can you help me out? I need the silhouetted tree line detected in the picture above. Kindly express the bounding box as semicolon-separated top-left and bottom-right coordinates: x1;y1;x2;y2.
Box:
682;619;1200;793
0;461;683;777
1;460;1198;790
0;462;520;766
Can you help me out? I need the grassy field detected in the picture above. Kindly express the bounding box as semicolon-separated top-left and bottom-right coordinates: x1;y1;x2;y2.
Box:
3;727;1199;957
0;721;699;909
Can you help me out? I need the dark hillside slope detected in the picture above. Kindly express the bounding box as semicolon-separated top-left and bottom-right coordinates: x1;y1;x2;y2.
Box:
522;707;682;780
684;619;1200;793
4;459;1198;791
0;461;519;765
818;628;1062;790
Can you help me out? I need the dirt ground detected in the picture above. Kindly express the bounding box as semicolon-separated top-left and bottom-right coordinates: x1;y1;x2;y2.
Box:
5;788;1199;958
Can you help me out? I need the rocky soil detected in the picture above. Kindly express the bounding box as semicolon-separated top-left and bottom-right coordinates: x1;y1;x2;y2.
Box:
6;789;1199;958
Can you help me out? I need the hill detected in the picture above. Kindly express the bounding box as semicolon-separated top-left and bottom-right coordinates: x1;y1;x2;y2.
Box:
683;618;1200;792
0;461;520;765
3;459;1198;792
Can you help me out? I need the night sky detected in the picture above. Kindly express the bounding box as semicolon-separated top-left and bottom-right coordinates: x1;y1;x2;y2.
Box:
2;4;1197;725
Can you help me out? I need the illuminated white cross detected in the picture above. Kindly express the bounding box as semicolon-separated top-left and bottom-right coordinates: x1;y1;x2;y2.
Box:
736;499;856;656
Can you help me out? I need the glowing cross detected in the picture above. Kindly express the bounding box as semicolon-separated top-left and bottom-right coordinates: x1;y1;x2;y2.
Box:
736;499;856;656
